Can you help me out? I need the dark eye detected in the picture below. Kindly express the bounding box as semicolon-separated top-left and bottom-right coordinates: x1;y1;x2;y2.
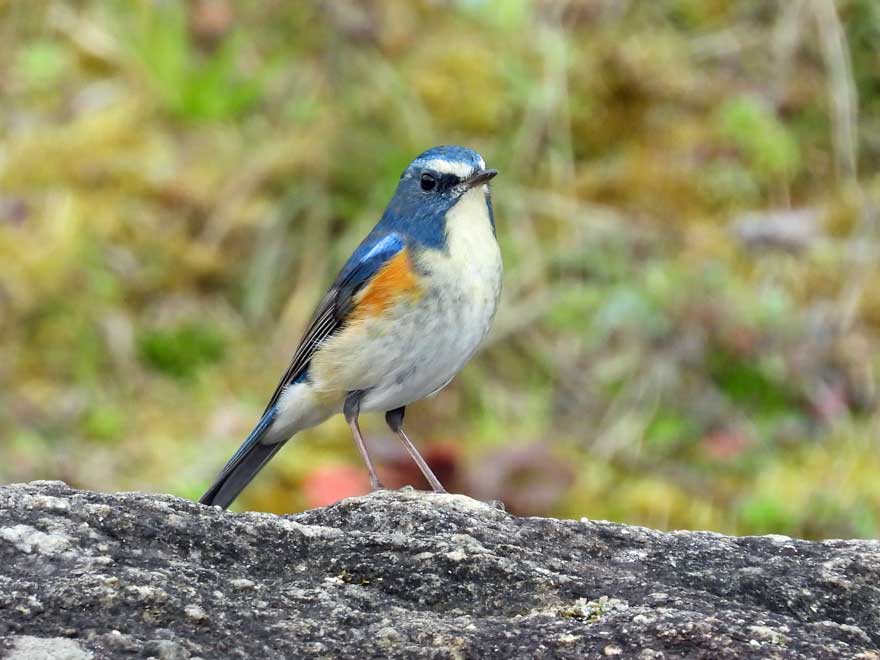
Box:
420;173;436;192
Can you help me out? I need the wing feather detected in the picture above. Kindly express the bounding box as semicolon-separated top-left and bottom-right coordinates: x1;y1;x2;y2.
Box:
261;233;406;413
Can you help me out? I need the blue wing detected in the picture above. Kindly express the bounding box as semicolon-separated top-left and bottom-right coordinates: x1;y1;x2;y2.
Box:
260;232;405;412
200;231;406;508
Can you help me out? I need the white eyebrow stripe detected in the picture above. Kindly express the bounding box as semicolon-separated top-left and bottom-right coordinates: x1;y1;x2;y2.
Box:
417;158;475;179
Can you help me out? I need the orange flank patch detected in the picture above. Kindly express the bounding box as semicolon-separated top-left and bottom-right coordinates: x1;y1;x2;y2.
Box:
352;248;422;319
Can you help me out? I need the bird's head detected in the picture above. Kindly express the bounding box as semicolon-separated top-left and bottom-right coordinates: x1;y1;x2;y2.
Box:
400;145;497;197
382;146;497;247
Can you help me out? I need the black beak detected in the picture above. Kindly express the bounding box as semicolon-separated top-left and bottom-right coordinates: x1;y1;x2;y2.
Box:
461;168;498;190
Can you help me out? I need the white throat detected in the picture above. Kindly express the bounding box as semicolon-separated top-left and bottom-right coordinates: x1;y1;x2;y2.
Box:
428;185;502;319
444;185;496;253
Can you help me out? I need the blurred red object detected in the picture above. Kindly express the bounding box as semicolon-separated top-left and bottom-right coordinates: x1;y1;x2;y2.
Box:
701;429;751;461
809;380;849;424
189;0;234;49
378;441;461;492
302;465;370;508
465;444;575;517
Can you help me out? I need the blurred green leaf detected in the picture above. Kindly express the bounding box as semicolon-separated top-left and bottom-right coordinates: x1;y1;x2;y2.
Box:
645;409;697;450
119;2;262;120
138;323;226;379
17;40;70;89
83;404;126;442
707;349;799;415
739;495;795;534
718;95;801;183
457;0;531;31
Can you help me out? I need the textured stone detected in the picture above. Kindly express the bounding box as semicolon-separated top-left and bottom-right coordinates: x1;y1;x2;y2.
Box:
0;481;878;659
5;635;93;660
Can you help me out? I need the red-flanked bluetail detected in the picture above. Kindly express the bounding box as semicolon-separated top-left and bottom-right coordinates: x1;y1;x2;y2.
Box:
200;146;501;509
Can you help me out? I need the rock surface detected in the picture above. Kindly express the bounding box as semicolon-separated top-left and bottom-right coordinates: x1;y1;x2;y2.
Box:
0;481;878;659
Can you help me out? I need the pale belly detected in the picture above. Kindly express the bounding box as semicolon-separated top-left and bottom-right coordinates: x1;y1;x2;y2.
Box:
309;256;501;413
359;276;499;412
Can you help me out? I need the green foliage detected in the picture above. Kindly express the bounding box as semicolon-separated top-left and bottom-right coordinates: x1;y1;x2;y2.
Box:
843;0;880;116
644;409;697;450
119;3;262;120
16;40;69;89
83;404;126;442
457;0;531;31
739;494;795;534
138;323;226;380
718;95;801;185
707;350;798;415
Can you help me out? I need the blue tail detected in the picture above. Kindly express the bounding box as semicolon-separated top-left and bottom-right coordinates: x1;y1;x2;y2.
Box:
199;408;284;509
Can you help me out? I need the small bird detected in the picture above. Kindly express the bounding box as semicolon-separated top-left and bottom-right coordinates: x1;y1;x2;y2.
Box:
200;146;502;509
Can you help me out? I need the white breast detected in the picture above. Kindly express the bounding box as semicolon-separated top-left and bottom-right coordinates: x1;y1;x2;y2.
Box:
409;185;502;385
433;184;503;323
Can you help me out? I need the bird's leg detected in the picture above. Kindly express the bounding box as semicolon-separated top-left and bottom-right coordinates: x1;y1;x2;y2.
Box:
344;391;384;491
385;407;447;494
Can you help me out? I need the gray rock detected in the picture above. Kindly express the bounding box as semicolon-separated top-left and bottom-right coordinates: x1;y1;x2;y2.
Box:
0;481;878;659
5;635;93;660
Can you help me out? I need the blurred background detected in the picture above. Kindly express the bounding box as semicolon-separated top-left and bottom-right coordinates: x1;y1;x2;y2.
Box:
1;0;878;538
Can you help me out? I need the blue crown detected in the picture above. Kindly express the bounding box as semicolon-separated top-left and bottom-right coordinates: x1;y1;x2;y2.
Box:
411;145;485;171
